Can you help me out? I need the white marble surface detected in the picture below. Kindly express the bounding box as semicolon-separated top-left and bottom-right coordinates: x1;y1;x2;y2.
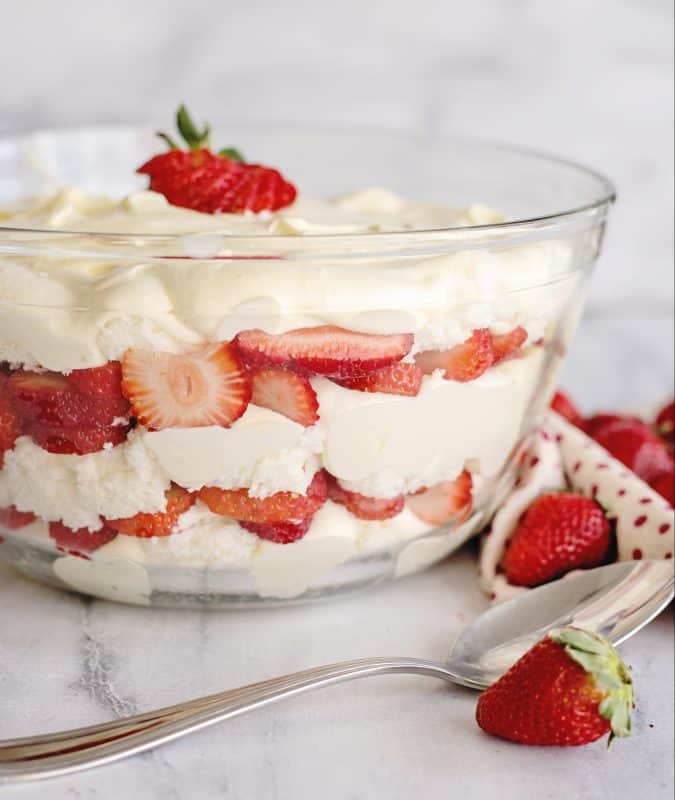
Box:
0;548;673;800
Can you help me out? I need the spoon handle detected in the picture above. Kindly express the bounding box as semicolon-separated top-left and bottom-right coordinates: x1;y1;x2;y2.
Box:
0;656;457;783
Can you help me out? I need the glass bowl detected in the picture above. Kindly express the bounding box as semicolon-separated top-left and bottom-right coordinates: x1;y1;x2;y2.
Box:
0;126;614;607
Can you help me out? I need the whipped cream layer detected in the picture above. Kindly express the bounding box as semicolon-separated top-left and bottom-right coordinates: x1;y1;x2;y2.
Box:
0;352;543;529
0;188;580;371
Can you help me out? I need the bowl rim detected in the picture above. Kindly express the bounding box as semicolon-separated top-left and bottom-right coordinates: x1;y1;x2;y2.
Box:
0;123;617;242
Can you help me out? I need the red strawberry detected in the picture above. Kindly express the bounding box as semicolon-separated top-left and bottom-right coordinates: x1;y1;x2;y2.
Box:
240;518;311;544
68;362;124;399
234;326;413;379
587;416;673;485
406;470;473;525
137;106;296;214
0;375;22;467
550;390;585;429
504;493;611;587
49;521;117;557
414;329;494;382
7;369;131;455
491;326;527;365
326;474;404;521
650;466;674;507
0;506;37;530
199;470;327;524
338;362;424;397
121;342;251;430
105;485;196;538
29;422;130;455
476;626;634;746
655;400;674;453
250;368;319;427
8;371;130;428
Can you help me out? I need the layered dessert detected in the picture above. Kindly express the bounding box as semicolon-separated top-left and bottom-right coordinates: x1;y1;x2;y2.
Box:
0;109;600;604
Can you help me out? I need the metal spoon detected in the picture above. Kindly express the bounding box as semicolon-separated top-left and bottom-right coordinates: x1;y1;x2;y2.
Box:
1;559;672;784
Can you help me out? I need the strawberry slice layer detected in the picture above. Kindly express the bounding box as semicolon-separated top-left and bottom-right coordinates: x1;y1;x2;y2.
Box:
250;368;319;427
406;470;473;526
414;329;494;382
234;326;413;379
0;375;22;467
326;474;404;520
338;362;424;397
105;485;196;538
199;470;327;524
122;342;251;430
7;368;131;455
29;422;130;455
0;506;37;530
68;362;124;399
8;370;130;428
49;521;117;558
491;326;527;365
240;518;311;544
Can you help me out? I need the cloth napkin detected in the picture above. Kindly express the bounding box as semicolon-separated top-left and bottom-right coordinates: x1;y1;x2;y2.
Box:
479;412;675;602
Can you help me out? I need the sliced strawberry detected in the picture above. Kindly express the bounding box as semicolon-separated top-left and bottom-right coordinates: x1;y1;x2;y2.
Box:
0;375;22;467
338;362;424;397
587;416;673;485
29;422;130;455
199;470;327;524
68;362;124;399
0;506;37;530
234;326;413;379
122;342;251;430
8;370;130;428
49;521;117;557
326;474;404;520
250;368;318;426
414;329;494;382
105;485;196;538
491;326;527;365
550;389;585;429
406;470;473;525
137;106;297;214
240;518;311;544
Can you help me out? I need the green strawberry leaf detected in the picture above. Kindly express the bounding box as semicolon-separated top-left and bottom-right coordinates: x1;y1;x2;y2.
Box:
549;627;635;740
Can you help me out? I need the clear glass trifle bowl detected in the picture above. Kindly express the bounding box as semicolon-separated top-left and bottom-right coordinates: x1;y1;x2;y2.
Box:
0;122;615;607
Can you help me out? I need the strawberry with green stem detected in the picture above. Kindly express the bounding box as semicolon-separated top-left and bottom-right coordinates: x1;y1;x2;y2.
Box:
476;626;634;746
138;105;297;214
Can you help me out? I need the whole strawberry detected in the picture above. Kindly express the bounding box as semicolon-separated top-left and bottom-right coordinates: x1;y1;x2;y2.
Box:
550;389;585;429
137;105;297;214
476;627;634;746
504;492;611;587
655;400;674;454
586;415;672;486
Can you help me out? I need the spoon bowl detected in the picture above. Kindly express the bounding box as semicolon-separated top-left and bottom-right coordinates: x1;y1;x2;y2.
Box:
448;559;675;688
1;560;672;783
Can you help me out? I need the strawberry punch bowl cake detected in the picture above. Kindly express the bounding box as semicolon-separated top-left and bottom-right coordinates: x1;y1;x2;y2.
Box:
0;109;615;606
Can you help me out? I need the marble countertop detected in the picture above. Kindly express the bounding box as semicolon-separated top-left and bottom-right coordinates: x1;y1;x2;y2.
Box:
0;317;673;800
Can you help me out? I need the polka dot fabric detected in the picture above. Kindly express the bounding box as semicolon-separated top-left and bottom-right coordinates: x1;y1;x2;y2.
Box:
479;411;674;603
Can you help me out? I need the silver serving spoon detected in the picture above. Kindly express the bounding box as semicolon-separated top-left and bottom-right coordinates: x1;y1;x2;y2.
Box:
1;559;672;784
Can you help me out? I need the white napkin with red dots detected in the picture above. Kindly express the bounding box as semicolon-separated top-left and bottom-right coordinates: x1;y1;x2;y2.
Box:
479;412;675;602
